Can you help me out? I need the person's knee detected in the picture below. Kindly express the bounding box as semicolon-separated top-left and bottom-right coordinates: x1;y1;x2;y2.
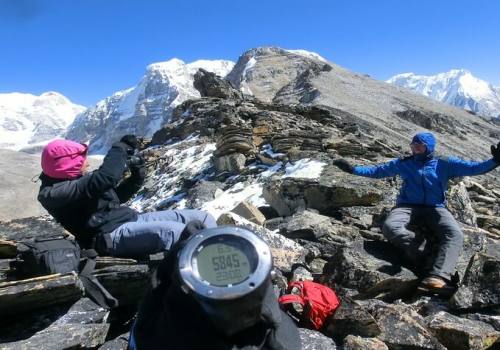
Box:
445;227;463;244
382;219;402;241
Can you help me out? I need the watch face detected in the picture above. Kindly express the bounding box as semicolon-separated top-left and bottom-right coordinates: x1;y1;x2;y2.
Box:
194;238;254;287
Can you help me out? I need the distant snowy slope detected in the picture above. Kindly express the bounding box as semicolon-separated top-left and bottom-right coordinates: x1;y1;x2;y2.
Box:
387;69;500;119
0;92;86;150
66;59;234;153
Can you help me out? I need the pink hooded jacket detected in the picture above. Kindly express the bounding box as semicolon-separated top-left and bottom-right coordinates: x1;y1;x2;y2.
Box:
41;139;88;179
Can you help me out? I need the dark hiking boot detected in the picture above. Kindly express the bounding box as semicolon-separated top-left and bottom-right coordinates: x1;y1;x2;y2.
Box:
417;276;456;297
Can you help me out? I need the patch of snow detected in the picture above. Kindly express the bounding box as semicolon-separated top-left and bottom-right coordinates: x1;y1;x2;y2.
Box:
283;159;326;179
240;57;257;95
260;144;285;158
286;49;328;63
260;162;283;178
201;182;265;219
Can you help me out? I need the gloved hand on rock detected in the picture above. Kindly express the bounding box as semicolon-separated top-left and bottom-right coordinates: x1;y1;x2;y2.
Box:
128;153;146;179
332;158;354;174
120;135;139;155
491;142;500;164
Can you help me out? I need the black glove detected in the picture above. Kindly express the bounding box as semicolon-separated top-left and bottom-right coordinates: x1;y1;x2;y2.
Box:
491;142;500;164
332;158;354;173
120;135;139;153
180;220;206;241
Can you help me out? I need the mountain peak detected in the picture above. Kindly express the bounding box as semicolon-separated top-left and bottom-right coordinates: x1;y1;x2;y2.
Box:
387;69;500;119
66;57;235;153
0;91;86;151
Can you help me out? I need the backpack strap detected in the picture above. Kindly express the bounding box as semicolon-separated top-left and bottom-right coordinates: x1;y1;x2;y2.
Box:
78;252;119;309
278;294;305;306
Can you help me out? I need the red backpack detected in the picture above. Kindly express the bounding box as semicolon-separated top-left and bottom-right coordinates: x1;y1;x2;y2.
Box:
278;281;340;330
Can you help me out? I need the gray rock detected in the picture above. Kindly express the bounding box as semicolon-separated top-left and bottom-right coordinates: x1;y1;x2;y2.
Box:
447;181;477;226
451;253;500;311
309;258;328;275
98;333;129;350
323;239;418;295
185;180;223;208
193;68;243;99
0;216;69;242
298;328;337;350
279;210;336;240
52;298;108;326
324;297;381;340
465;314;500;332
2;298;110;349
230;201;266;225
371;303;446;350
291;266;314;282
213;153;246;173
263;172;384;217
343;335;388;350
425;311;500;350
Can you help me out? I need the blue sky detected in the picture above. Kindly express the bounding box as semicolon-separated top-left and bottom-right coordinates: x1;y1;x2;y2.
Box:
1;0;499;106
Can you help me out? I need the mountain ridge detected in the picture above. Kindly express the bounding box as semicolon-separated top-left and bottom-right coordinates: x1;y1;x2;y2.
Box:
0;91;86;151
387;69;500;119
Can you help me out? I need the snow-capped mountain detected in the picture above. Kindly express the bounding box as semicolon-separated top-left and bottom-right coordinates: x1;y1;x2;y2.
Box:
66;59;234;153
0;92;86;151
387;69;500;119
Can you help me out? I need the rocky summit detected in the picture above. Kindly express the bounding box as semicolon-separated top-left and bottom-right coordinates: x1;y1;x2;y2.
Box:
1;47;500;349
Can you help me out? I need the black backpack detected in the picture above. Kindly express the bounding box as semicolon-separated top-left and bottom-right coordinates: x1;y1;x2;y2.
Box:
17;236;118;309
17;236;80;277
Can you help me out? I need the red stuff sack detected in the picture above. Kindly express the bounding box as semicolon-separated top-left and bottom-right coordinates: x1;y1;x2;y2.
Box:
278;281;340;330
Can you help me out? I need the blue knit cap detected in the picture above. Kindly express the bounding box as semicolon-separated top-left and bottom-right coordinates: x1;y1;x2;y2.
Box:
411;132;436;154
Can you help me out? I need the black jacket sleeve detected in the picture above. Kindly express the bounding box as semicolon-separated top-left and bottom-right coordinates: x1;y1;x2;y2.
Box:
38;143;130;208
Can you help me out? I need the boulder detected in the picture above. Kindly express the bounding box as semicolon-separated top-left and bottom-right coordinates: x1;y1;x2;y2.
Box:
343;335;388;350
323;239;418;296
425;311;500;350
2;298;110;349
263;172;384;217
230;201;266;225
213;153;247;173
279;210;336;240
290;266;314;282
451;253;500;311
215;125;255;157
216;212;307;272
193;68;243;99
325;297;381;340
298;328;337;350
476;215;500;234
185;180;223;208
371;303;446;350
447;181;477;226
98;333;129;350
0;216;69;242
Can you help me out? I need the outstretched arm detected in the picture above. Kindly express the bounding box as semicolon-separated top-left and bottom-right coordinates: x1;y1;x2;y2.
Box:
353;158;402;178
332;158;402;178
446;157;497;178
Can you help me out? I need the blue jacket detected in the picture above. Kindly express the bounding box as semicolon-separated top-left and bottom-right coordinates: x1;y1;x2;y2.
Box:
353;132;498;207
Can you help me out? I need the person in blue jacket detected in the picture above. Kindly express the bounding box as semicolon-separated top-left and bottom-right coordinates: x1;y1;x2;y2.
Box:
333;132;499;291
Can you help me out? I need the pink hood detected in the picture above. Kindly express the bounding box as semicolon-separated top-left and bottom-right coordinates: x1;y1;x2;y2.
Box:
41;139;88;179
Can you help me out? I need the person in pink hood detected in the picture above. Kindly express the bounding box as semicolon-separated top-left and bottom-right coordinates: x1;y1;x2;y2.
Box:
38;136;216;258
